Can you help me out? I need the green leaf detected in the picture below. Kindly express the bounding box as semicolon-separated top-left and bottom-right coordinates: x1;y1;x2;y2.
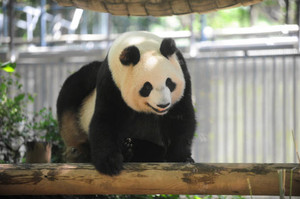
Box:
0;82;7;92
14;94;25;102
28;94;35;102
0;62;16;73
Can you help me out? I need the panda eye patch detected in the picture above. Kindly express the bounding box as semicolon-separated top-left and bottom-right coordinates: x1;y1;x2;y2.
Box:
139;82;153;97
166;78;176;92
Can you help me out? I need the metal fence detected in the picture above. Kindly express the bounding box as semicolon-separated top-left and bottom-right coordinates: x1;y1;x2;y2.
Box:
189;55;300;163
14;53;300;164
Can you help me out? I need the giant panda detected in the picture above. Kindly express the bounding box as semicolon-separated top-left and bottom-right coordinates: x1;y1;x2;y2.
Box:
57;31;196;175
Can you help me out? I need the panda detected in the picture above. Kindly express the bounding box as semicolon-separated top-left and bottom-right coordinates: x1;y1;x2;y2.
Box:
57;31;196;175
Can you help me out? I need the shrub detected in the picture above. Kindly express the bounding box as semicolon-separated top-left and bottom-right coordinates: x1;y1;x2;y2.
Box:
0;72;63;163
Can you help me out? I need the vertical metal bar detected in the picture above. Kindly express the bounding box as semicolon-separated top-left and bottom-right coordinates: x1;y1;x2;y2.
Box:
92;12;97;34
8;0;15;61
262;57;266;162
189;14;194;44
190;59;200;162
272;57;277;162
106;14;112;49
41;65;46;109
283;56;287;163
293;56;298;162
204;58;210;162
214;58;219;162
34;66;38;113
233;58;237;162
2;1;8;37
23;64;29;94
195;57;210;162
298;0;300;51
189;14;196;57
40;0;47;46
200;15;207;41
243;57;247;162
27;65;33;114
100;13;108;35
97;12;102;34
49;65;53;109
285;0;289;24
253;58;257;162
26;13;32;42
189;61;199;162
80;11;87;34
224;58;228;162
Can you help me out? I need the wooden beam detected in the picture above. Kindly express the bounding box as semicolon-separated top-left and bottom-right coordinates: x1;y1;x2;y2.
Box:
0;163;299;196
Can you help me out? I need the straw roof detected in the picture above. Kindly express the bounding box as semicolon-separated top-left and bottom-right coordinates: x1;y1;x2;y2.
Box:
54;0;263;16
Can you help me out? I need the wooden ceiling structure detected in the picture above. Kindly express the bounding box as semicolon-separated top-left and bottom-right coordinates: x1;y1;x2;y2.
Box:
54;0;263;16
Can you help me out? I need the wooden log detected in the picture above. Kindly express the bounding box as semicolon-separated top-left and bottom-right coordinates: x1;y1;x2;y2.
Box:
0;163;299;196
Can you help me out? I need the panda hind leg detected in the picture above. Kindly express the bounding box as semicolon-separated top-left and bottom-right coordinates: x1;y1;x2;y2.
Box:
64;142;91;163
59;111;91;163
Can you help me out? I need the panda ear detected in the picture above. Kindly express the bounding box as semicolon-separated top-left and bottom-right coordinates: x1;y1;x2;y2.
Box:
160;38;177;58
119;45;140;66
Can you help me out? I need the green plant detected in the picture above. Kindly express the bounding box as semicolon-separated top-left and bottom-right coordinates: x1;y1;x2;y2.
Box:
278;169;286;199
0;72;35;163
0;71;63;163
0;61;16;73
29;107;64;163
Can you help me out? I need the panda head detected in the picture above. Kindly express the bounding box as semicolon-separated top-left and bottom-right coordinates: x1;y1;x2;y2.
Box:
108;31;185;115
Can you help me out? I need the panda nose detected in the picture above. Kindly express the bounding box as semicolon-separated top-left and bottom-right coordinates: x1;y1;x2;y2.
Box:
157;103;170;109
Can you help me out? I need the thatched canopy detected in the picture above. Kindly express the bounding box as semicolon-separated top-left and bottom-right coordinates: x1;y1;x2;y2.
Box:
54;0;263;16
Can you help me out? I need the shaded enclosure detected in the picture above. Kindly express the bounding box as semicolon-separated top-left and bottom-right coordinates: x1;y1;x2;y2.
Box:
1;0;299;166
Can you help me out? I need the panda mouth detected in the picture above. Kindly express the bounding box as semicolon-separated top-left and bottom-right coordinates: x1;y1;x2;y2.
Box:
146;103;170;114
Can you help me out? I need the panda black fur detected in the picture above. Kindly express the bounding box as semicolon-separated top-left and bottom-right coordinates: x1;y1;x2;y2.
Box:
57;31;196;175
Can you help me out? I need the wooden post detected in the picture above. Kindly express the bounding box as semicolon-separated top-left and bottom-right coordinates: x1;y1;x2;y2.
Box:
26;141;52;163
0;163;299;196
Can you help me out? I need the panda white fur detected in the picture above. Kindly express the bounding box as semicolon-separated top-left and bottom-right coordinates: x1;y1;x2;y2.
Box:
57;31;196;175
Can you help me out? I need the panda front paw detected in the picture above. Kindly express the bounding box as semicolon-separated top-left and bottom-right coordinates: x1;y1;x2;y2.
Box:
93;152;124;176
